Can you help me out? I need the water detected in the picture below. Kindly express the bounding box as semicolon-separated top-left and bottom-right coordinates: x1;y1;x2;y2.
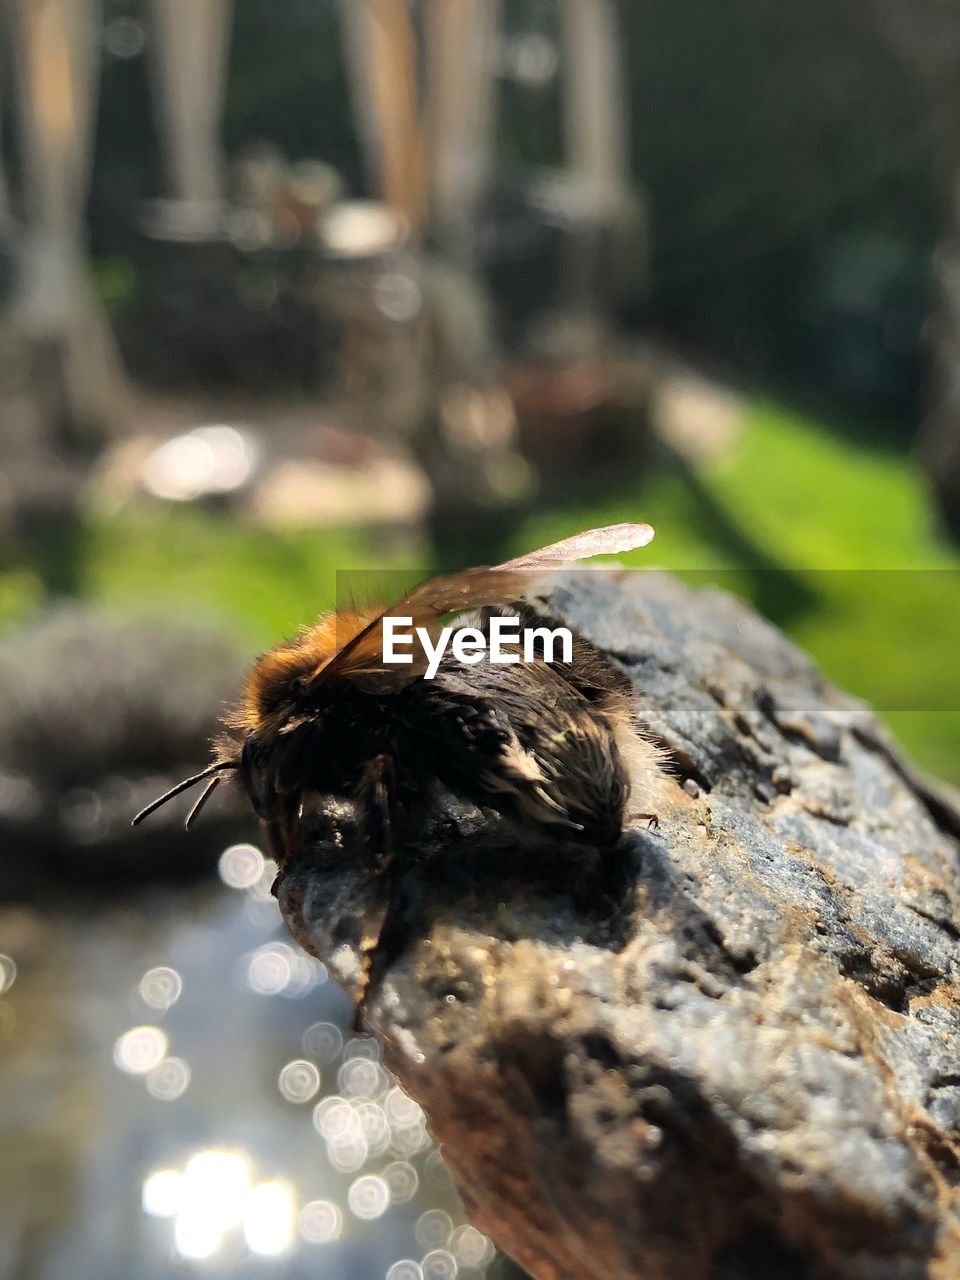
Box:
0;844;494;1280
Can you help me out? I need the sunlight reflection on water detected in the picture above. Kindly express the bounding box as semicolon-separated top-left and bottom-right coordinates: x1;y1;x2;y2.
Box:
0;841;497;1279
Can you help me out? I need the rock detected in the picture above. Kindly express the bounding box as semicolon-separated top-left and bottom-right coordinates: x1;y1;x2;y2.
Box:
278;570;960;1280
0;607;248;891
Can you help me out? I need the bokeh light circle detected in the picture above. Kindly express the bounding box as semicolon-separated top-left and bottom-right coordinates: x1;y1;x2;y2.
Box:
142;1169;184;1218
243;1181;294;1256
146;1056;191;1100
347;1174;390;1221
450;1225;495;1266
327;1131;369;1173
383;1160;419;1204
183;1150;250;1227
343;1034;381;1062
299;1199;343;1244
355;1100;390;1154
421;1249;459;1280
339;1056;385;1099
239;942;324;998
313;1096;359;1139
385;1085;424;1128
218;843;264;889
416;1209;454;1251
302;1020;343;1062
249;859;280;902
387;1262;425;1280
278;1059;321;1103
114;1025;168;1075
139;965;182;1011
0;954;17;995
175;1207;222;1259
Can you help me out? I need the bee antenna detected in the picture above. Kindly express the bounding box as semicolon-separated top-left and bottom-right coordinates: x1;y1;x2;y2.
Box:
184;775;221;830
131;761;236;827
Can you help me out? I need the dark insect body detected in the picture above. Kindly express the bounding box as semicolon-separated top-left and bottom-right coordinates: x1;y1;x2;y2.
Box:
133;524;662;1007
248;607;651;863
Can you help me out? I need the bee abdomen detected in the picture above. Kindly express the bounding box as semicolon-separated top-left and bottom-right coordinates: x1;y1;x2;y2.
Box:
410;654;633;847
467;707;629;846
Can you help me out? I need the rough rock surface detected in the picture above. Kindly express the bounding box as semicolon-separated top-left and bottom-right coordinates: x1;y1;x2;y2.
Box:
279;571;960;1280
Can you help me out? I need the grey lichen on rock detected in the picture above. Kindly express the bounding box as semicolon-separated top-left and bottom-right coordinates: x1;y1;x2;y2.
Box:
279;571;960;1280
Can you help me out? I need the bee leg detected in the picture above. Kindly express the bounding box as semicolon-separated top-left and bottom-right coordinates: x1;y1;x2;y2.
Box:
264;780;302;895
260;772;285;867
353;755;402;1030
354;864;423;1033
637;812;659;830
352;897;390;1034
356;753;397;873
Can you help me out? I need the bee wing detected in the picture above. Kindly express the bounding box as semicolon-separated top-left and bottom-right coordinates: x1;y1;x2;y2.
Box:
496;521;655;570
317;522;654;687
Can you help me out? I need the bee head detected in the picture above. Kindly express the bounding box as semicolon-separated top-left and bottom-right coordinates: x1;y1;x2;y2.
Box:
242;643;317;731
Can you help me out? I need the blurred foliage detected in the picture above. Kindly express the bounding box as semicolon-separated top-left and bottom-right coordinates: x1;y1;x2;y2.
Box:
100;242;333;391
2;394;957;783
87;0;938;417
621;0;937;418
92;0;362;209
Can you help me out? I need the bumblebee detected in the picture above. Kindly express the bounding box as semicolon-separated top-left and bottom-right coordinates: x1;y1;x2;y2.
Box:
134;523;661;870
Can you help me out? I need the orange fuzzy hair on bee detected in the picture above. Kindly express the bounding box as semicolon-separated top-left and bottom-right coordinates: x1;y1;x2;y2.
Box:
236;607;382;734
